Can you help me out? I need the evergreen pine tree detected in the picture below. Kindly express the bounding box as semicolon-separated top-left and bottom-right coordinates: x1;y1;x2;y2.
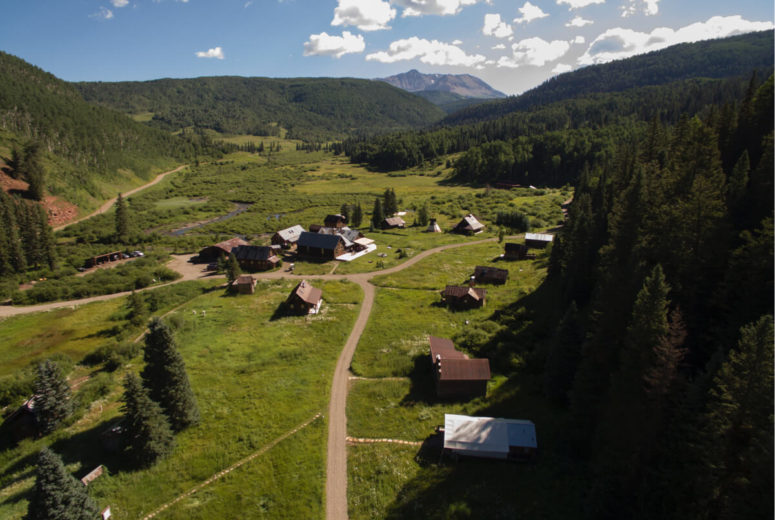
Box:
226;252;241;287
340;203;350;223
544;301;583;405
27;448;98;520
371;197;384;228
121;373;175;467
115;193;129;243
351;203;363;228
417;202;429;227
128;290;147;327
35;204;56;270
141;318;200;431
726;150;749;213
22;141;46;202
383;188;398;216
33;360;73;435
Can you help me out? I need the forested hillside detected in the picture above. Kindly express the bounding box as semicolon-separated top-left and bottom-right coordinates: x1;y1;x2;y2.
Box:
446;30;774;126
76;77;445;141
339;32;773;180
0;52;217;208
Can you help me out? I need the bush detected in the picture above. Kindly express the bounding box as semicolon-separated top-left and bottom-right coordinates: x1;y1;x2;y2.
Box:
83;341;141;371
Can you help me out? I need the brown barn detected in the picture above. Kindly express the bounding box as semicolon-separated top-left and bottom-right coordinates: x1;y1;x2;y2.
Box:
286;280;323;314
429;336;490;399
504;242;534;260
324;214;347;228
524;232;554;248
297;232;346;260
232;245;280;271
381;216;406;229
197;237;249;262
232;274;257;294
453;214;485;235
474;266;509;284
272;225;306;248
440;285;486;308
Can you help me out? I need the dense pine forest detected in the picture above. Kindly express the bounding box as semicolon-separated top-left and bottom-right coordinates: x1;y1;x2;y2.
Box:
76;77;445;141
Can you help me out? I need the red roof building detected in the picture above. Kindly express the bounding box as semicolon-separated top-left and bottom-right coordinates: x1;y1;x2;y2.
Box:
429;336;490;399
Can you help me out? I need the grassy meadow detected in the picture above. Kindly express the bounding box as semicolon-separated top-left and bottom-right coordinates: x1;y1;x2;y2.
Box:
0;278;362;519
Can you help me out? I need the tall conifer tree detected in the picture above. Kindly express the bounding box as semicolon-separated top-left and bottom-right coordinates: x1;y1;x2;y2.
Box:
141;318;200;431
33;360;73;435
27;448;98;520
121;373;175;467
115;193;129;243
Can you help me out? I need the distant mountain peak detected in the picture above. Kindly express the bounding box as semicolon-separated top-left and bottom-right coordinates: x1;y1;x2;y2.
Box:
376;70;506;99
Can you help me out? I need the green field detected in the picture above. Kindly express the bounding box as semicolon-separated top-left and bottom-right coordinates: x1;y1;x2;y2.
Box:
0;278;362;519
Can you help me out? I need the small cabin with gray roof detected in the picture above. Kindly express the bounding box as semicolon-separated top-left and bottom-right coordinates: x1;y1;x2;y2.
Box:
453;214;485;235
272;225;306;248
442;414;537;461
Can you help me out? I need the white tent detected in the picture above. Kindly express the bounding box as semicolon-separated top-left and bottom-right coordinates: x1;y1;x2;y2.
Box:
443;414;537;460
426;218;442;233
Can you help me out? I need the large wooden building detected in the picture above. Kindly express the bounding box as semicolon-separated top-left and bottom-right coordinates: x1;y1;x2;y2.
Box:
197;237;249;262
440;285;486;308
324;214;347;228
429;336;490;399
231;245;280;271
286;280;323;314
296;232;346;260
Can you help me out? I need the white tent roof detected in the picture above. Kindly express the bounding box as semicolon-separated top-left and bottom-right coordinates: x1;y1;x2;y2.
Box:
524;233;554;242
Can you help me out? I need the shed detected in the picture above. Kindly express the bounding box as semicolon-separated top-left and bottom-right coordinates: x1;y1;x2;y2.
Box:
426;218;442;233
85;251;122;268
429;336;490;399
232;274;257;294
443;414;537;461
440;285;486;308
286;280;323;314
474;266;509;284
453;214;485;235
197;237;249;262
324;214;347;228
231;245;280;271
297;232;346;260
381;216;406;229
524;233;554;248
504;242;533;260
272;225;306;248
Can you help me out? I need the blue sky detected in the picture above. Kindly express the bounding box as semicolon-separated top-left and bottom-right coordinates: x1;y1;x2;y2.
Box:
1;1;772;95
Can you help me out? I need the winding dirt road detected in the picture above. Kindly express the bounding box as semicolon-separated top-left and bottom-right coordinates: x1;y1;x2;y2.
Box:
53;164;187;231
0;235;512;519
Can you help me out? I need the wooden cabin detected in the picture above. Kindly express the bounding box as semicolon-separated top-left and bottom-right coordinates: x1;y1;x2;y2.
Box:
442;414;537;461
524;233;554;249
429;336;490;399
504;242;534;260
231;274;257;294
324;214;347;228
381;216;406;229
474;266;509;285
286;280;323;314
197;237;249;262
271;225;305;248
453;214;485;235
297;232;346;260
231;245;280;271
440;285;486;308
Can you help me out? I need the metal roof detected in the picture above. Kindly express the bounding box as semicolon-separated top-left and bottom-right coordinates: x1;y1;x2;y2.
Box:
383;217;406;227
291;280;322;305
524;233;554;242
474;266;509;280
232;245;278;262
444;414;537;453
429;336;467;361
297;231;343;250
442;285;486;301
437;358;491;381
274;225;305;242
456;214;484;231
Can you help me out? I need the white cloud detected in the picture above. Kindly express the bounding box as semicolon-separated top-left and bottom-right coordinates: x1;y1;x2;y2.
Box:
366;37;486;67
573;36;585;44
195;47;225;59
332;0;395;31
244;1;254;7
304;31;365;58
111;0;129;7
394;0;481;18
483;14;513;38
622;0;659;17
513;2;548;24
492;43;506;50
566;16;593;27
579;15;775;65
556;0;605;9
90;7;114;20
498;37;571;68
452;39;463;45
552;63;573;74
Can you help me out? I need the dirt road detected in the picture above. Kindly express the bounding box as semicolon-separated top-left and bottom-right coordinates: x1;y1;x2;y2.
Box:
53;164;187;231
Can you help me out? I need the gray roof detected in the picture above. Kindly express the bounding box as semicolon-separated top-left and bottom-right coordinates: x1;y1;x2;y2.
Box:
274;225;305;242
232;245;278;262
456;214;485;231
444;414;537;453
525;232;553;242
298;231;343;251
